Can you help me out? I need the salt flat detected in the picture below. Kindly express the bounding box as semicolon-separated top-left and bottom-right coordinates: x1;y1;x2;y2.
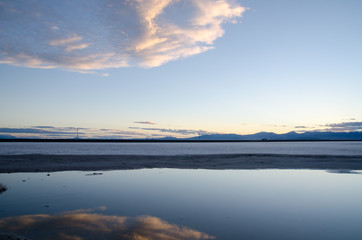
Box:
1;153;362;173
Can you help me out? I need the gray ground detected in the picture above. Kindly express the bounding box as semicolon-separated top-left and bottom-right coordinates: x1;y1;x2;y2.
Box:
1;154;362;173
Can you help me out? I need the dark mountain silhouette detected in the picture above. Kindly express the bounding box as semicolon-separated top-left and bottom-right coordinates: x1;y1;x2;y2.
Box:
0;134;17;139
185;131;362;141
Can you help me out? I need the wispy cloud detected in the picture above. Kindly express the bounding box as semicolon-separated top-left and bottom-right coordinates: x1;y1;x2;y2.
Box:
0;128;81;135
49;34;83;47
130;127;218;136
0;126;149;139
134;121;157;125
1;125;215;139
0;0;245;74
266;124;288;128
323;121;362;132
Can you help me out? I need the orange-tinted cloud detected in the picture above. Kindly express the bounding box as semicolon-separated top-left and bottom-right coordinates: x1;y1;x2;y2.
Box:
0;210;215;240
0;0;245;74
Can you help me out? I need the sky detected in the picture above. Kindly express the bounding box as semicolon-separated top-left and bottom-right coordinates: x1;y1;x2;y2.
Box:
1;0;362;139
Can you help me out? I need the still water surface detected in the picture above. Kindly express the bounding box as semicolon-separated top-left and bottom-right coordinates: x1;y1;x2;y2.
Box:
1;169;362;239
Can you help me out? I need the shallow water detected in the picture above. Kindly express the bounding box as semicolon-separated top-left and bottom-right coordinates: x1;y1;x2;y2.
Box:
1;169;362;239
1;141;362;155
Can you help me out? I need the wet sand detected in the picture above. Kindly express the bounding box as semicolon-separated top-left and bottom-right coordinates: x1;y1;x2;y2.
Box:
0;154;362;173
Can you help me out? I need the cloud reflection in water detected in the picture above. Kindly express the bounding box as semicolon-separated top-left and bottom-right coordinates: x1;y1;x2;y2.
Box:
0;209;214;240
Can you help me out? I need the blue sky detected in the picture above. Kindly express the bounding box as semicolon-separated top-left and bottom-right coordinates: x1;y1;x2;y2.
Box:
1;0;362;139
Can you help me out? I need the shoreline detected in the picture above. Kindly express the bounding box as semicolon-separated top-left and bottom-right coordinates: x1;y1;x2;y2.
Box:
1;139;362;143
1;154;362;173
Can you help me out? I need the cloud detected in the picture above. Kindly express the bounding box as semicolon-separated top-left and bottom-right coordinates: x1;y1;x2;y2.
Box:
0;128;81;135
128;126;219;136
0;0;245;74
0;210;214;240
134;121;156;125
323;121;362;132
267;124;288;128
294;126;307;129
0;126;149;139
343;118;356;121
49;34;83;47
133;127;217;136
326;122;362;127
0;125;219;139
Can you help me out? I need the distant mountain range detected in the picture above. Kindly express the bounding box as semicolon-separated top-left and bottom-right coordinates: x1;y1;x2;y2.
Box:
162;131;362;141
0;134;17;139
1;131;362;141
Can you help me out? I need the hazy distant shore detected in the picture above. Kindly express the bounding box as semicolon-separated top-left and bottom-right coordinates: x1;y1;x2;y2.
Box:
1;154;362;173
1;139;361;142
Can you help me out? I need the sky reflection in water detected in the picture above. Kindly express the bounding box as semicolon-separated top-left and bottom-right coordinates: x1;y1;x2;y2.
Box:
0;208;214;240
1;169;362;239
